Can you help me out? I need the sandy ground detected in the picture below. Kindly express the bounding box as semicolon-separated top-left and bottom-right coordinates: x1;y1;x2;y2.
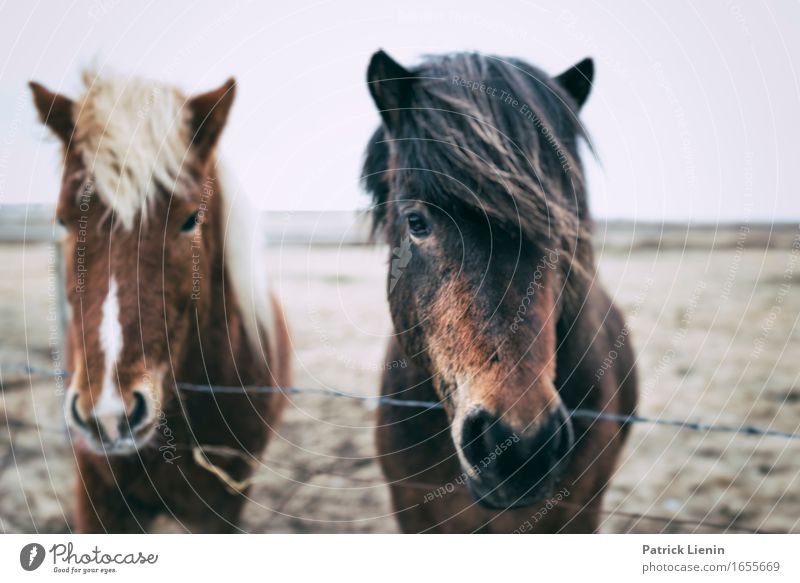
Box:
1;226;799;533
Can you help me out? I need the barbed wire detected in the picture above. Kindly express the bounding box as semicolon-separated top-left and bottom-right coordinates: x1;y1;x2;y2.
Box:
2;364;800;440
0;414;781;534
0;410;782;534
1;363;794;534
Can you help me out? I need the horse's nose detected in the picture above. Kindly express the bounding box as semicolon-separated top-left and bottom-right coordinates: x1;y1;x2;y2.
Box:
460;404;574;488
70;390;150;445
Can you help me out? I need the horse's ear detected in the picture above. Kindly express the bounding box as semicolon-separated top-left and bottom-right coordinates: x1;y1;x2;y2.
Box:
554;57;594;109
188;78;236;162
29;82;75;145
367;50;414;130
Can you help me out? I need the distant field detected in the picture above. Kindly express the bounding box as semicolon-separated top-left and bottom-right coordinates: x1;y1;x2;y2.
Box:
0;220;798;533
1;204;798;250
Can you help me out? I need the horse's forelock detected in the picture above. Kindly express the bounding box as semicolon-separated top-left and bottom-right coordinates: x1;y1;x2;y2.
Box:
363;52;595;291
71;71;193;230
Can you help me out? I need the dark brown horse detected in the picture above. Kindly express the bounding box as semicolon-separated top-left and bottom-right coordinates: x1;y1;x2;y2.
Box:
30;72;291;533
363;51;637;533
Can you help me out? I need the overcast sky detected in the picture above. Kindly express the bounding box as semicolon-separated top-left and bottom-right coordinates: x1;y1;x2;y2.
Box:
0;0;798;222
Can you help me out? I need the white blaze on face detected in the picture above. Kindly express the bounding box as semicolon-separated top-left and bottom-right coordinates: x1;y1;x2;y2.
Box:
93;277;125;441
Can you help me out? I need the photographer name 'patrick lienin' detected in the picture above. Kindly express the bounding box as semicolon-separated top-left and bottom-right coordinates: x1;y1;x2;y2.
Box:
643;544;726;556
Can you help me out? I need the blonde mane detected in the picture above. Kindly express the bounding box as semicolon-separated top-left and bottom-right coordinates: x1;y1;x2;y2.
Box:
73;70;190;229
217;165;277;356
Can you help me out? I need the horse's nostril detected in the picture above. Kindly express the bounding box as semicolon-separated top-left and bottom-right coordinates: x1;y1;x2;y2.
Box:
70;394;89;429
461;408;512;467
551;403;575;460
126;391;149;432
460;408;490;458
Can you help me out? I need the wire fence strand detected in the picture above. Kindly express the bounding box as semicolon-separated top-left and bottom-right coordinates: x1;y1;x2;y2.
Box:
0;414;780;534
3;364;800;441
1;363;795;534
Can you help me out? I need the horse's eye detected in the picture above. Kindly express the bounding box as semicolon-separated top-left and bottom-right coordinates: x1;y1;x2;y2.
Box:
180;212;199;233
406;211;430;237
56;216;66;228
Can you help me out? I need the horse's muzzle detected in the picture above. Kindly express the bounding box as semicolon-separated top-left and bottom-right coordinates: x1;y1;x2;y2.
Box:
67;390;155;455
459;403;574;509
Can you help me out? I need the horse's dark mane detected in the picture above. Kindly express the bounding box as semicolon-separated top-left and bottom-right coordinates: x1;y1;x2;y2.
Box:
362;52;595;281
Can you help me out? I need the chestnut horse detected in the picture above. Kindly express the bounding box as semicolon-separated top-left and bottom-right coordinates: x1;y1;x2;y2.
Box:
30;72;290;533
363;51;637;533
